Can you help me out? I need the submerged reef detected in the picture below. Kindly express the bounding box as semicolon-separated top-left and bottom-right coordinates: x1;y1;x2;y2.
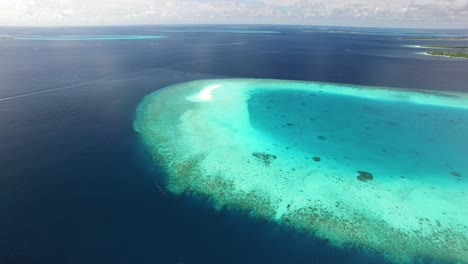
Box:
252;152;277;166
134;79;468;264
356;171;374;182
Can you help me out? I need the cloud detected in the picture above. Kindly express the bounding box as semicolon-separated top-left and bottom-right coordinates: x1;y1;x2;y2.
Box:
0;0;467;27
257;0;299;7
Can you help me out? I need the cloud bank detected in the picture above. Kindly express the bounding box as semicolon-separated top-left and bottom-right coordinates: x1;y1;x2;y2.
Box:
1;0;467;28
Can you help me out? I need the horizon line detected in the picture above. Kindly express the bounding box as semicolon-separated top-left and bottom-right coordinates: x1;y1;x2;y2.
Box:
0;23;467;31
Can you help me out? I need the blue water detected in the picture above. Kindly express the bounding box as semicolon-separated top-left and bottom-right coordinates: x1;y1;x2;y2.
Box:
1;25;467;264
11;35;167;40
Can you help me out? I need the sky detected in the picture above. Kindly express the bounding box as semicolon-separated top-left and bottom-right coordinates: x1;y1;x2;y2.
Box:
1;0;468;28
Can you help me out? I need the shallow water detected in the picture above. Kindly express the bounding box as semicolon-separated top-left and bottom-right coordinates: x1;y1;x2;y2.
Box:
134;79;468;263
249;89;468;185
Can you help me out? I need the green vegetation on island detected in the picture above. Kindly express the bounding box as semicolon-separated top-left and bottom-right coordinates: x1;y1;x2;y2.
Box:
402;36;468;40
423;45;468;49
426;50;468;58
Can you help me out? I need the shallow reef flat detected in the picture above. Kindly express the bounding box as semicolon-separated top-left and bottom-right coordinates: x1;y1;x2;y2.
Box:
134;79;468;264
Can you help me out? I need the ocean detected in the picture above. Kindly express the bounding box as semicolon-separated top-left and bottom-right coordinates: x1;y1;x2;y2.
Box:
0;25;467;264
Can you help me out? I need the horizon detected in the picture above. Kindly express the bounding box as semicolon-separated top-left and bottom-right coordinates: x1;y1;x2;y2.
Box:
2;0;468;29
1;23;468;31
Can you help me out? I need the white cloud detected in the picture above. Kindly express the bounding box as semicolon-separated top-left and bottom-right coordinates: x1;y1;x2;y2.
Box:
0;0;466;27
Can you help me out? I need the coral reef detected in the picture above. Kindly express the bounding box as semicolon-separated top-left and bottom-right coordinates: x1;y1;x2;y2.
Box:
252;152;277;166
356;171;374;182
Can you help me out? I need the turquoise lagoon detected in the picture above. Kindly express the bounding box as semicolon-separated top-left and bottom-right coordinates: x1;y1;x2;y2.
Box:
134;79;468;263
161;29;280;34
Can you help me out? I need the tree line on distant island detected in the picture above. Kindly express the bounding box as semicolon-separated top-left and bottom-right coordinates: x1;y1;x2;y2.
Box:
427;50;468;58
404;36;468;58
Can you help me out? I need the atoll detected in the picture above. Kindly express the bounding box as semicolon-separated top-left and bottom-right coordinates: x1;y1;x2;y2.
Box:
134;79;468;264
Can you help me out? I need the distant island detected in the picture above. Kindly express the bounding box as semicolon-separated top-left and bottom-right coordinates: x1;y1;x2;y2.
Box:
423;45;468;49
0;36;13;40
402;36;468;40
426;51;468;58
405;44;468;58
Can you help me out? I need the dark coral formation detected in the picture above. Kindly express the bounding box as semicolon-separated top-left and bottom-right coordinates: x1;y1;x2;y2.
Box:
281;202;468;264
357;171;374;182
450;171;462;177
252;152;277;166
312;157;321;162
385;120;399;127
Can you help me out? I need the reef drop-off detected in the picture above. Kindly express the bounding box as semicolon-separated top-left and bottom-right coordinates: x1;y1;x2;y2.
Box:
134;79;468;264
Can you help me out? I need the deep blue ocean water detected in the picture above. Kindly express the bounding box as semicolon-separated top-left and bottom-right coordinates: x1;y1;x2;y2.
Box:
1;25;467;264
